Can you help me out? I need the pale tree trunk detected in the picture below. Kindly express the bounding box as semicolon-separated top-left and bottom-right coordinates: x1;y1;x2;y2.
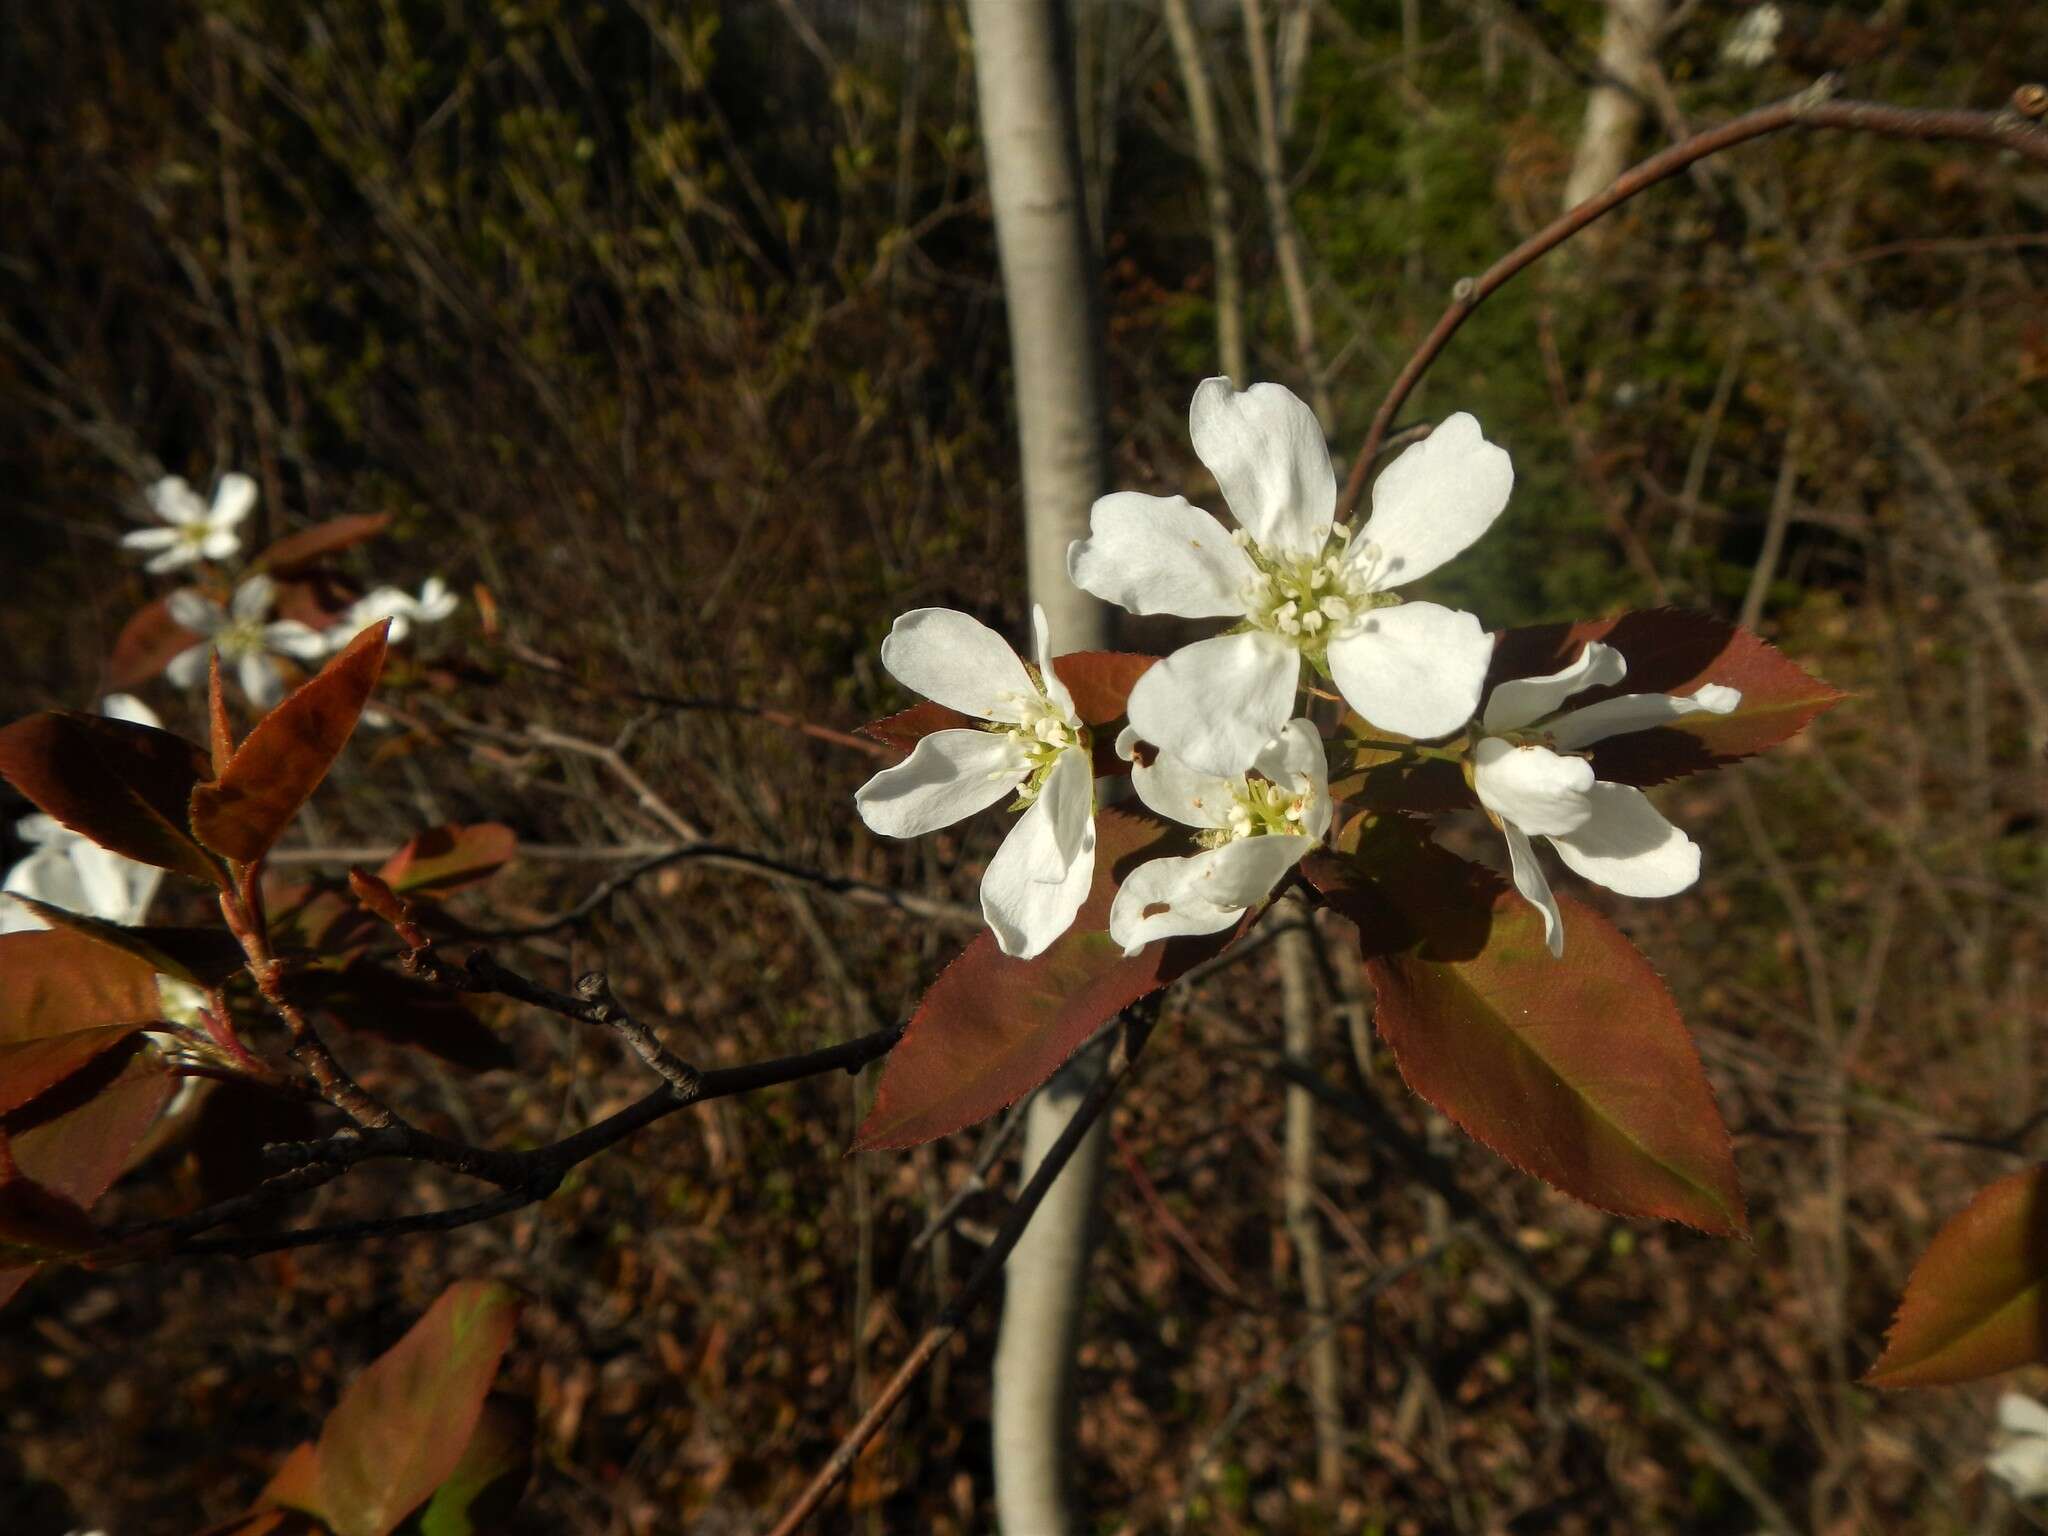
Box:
1160;0;1246;385
1562;0;1667;212
966;4;1113;1532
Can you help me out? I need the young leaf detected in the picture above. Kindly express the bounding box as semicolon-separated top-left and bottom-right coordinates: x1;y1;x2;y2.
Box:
106;595;205;691
378;823;518;896
0;1024;149;1116
853;807;1238;1151
0;711;224;885
1865;1165;2048;1388
191;622;390;863
0;927;167;1040
1488;609;1843;786
209;649;237;773
1309;826;1746;1236
408;1397;531;1535
8;897;245;987
281;1279;522;1536
253;512;393;574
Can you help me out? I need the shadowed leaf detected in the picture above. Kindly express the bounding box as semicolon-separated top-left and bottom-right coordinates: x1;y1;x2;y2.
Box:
854;807;1238;1151
0;711;223;884
191;623;389;863
1866;1165;2048;1387
0;1165;103;1263
1308;825;1745;1236
379;823;518;896
0;927;166;1042
255;513;392;574
1488;609;1844;786
8;897;244;987
106;595;204;691
281;962;513;1072
407;1397;531;1535
0;1024;148;1115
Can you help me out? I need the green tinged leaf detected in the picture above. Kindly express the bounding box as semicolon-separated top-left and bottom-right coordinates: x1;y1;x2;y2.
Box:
0;710;224;885
853;807;1237;1151
377;823;518;895
407;1398;531;1535
1866;1165;2048;1388
191;622;390;863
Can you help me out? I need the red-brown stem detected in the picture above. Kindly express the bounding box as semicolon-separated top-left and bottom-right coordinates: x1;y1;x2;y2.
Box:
1337;87;2048;513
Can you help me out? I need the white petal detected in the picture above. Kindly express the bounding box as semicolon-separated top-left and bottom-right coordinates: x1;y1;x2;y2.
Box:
1989;1439;2048;1500
121;527;181;551
145;544;201;575
879;608;1037;723
71;842;141;923
1547;783;1700;897
165;643;212;690
264;621;330;661
0;895;49;935
1358;412;1513;588
209;472;257;527
1326;602;1492;741
1108;835;1310;956
414;577;459;621
147;476;207;525
1031;605;1077;721
1126;630;1300;778
1501;822;1565;958
1067;492;1255;620
2001;1395;2048;1439
15;814;67;847
855;728;1028;837
199;528;242;561
99;694;160;729
1482;641;1629;734
1472;738;1596;837
5;846;84;913
166;589;225;633
1129;747;1240;831
1250;718;1333;842
1547;683;1744;751
241;652;284;708
1187;377;1335;560
980;750;1096;959
231;574;278;621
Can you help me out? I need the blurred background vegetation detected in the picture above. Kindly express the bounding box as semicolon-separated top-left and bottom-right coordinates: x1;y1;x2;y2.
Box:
3;0;2045;1530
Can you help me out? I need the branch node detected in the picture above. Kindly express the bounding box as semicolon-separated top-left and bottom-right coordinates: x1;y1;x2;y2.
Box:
2015;84;2048;122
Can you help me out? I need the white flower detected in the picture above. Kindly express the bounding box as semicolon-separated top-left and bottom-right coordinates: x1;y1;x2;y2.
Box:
163;575;328;708
121;473;256;573
1108;718;1331;956
1471;641;1739;957
329;575;459;649
1991;1393;2048;1499
1721;2;1782;68
854;606;1097;959
1069;378;1511;776
1;698;167;936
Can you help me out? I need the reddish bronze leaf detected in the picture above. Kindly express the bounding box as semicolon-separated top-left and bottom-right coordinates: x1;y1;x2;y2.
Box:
0;1167;103;1262
378;822;518;896
1488;609;1844;786
0;710;223;885
277;1279;522;1536
0;927;166;1043
254;512;392;574
191;623;390;863
411;1396;531;1531
209;649;237;773
1865;1166;2048;1388
854;807;1238;1151
8;898;244;987
1309;826;1745;1236
281;962;513;1072
0;1024;148;1115
106;595;205;691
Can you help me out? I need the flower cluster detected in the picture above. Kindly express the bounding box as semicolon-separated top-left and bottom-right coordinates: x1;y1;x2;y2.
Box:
122;470;459;704
855;378;1737;960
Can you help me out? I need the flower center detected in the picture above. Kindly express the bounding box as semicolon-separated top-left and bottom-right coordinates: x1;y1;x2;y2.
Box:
218;617;266;658
178;522;212;549
1201;773;1310;848
988;686;1084;803
1237;526;1399;660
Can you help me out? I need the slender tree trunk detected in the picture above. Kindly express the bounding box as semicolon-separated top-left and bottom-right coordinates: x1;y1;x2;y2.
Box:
966;4;1113;1531
1239;0;1330;423
1161;0;1246;385
1562;0;1667;212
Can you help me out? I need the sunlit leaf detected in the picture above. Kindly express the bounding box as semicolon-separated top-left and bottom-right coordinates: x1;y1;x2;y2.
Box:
0;710;223;885
1865;1165;2048;1388
254;513;393;574
0;927;166;1042
0;1024;148;1115
191;623;390;863
378;823;518;896
1309;823;1745;1236
7;897;244;987
854;807;1238;1151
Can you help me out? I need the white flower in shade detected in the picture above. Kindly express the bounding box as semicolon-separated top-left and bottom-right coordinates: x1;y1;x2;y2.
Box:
1;697;168;936
1989;1393;2048;1499
1109;718;1331;956
121;473;256;573
1471;641;1740;956
1721;2;1782;68
164;574;328;708
1069;378;1511;776
330;575;459;649
855;606;1096;959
